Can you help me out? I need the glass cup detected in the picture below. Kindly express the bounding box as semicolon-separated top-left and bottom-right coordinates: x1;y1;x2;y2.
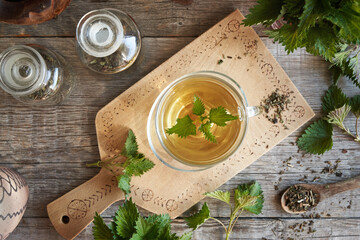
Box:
0;44;76;105
147;71;261;172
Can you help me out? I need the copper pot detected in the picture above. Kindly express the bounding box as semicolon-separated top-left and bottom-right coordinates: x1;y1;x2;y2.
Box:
0;0;71;25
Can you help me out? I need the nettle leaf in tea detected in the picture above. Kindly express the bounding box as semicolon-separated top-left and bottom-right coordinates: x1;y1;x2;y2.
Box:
166;95;239;143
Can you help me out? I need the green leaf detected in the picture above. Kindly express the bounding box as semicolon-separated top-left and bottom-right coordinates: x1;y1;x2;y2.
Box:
179;232;193;240
93;212;113;240
297;119;333;154
341;59;360;89
305;25;338;60
184;203;210;230
118;174;131;196
199;122;217;143
242;182;264;214
110;221;122;240
115;198;139;239
193;95;205;116
205;190;231;205
329;64;343;85
166;115;196;138
283;0;305;22
298;0;330;33
322;85;349;113
266;24;302;53
130;216;159;240
350;95;360;118
146;214;172;239
243;0;284;26
122;130;138;157
124;155;155;177
327;104;351;126
208;106;238;127
234;182;264;215
325;1;360;43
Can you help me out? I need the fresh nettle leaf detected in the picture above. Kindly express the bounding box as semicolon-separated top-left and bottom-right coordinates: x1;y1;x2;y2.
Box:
327;104;351;127
124;155;155;177
185;203;211;231
179;231;193;240
205;190;231;205
266;24;301;54
93;212;113;240
327;105;359;142
131;216;159;240
118;174;131;196
115;199;139;239
191;182;264;240
305;25;338;61
322;85;349;113
242;0;284;27
235;182;264;215
87;130;155;197
93;198;197;240
297;119;333;155
166;95;239;143
350;95;360;118
192;95;205;116
325;1;360;43
121;130;138;157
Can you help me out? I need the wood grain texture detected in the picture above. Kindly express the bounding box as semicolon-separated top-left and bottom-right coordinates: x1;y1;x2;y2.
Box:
9;217;360;239
0;1;360;238
0;0;266;38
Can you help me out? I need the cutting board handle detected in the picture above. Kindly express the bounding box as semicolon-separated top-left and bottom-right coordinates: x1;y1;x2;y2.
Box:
47;170;124;240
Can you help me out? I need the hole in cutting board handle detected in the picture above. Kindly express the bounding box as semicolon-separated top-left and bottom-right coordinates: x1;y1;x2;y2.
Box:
62;215;70;224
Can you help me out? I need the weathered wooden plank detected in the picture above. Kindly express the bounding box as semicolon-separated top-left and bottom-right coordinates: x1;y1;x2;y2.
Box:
2;166;358;219
0;0;266;38
9;217;360;240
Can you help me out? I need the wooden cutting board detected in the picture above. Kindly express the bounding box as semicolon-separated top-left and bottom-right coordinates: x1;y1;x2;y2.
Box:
47;9;314;239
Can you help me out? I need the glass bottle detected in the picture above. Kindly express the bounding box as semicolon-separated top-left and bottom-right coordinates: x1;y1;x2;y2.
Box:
76;9;141;74
0;45;76;105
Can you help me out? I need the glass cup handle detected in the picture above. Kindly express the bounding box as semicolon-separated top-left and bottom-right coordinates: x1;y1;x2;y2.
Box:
246;106;262;118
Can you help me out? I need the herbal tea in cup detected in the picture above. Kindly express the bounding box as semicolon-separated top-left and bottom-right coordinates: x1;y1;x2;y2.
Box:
147;71;261;172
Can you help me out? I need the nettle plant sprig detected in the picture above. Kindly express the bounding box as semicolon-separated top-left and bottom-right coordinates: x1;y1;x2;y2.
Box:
185;182;264;240
87;130;155;197
243;0;360;88
166;95;238;143
297;85;360;154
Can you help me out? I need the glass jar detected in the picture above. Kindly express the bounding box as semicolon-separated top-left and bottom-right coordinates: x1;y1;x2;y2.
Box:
76;9;142;74
0;45;76;105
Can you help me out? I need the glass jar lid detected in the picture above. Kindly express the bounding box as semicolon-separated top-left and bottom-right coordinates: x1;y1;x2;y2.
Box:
0;45;46;96
77;9;124;58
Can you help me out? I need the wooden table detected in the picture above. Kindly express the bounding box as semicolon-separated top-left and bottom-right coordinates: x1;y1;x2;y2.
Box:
1;1;360;239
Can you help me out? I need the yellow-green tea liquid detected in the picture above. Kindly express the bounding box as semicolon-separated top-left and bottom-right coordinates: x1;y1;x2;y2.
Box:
159;76;242;166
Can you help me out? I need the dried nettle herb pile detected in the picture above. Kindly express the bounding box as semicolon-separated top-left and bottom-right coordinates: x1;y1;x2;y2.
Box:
261;89;291;129
284;185;319;213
